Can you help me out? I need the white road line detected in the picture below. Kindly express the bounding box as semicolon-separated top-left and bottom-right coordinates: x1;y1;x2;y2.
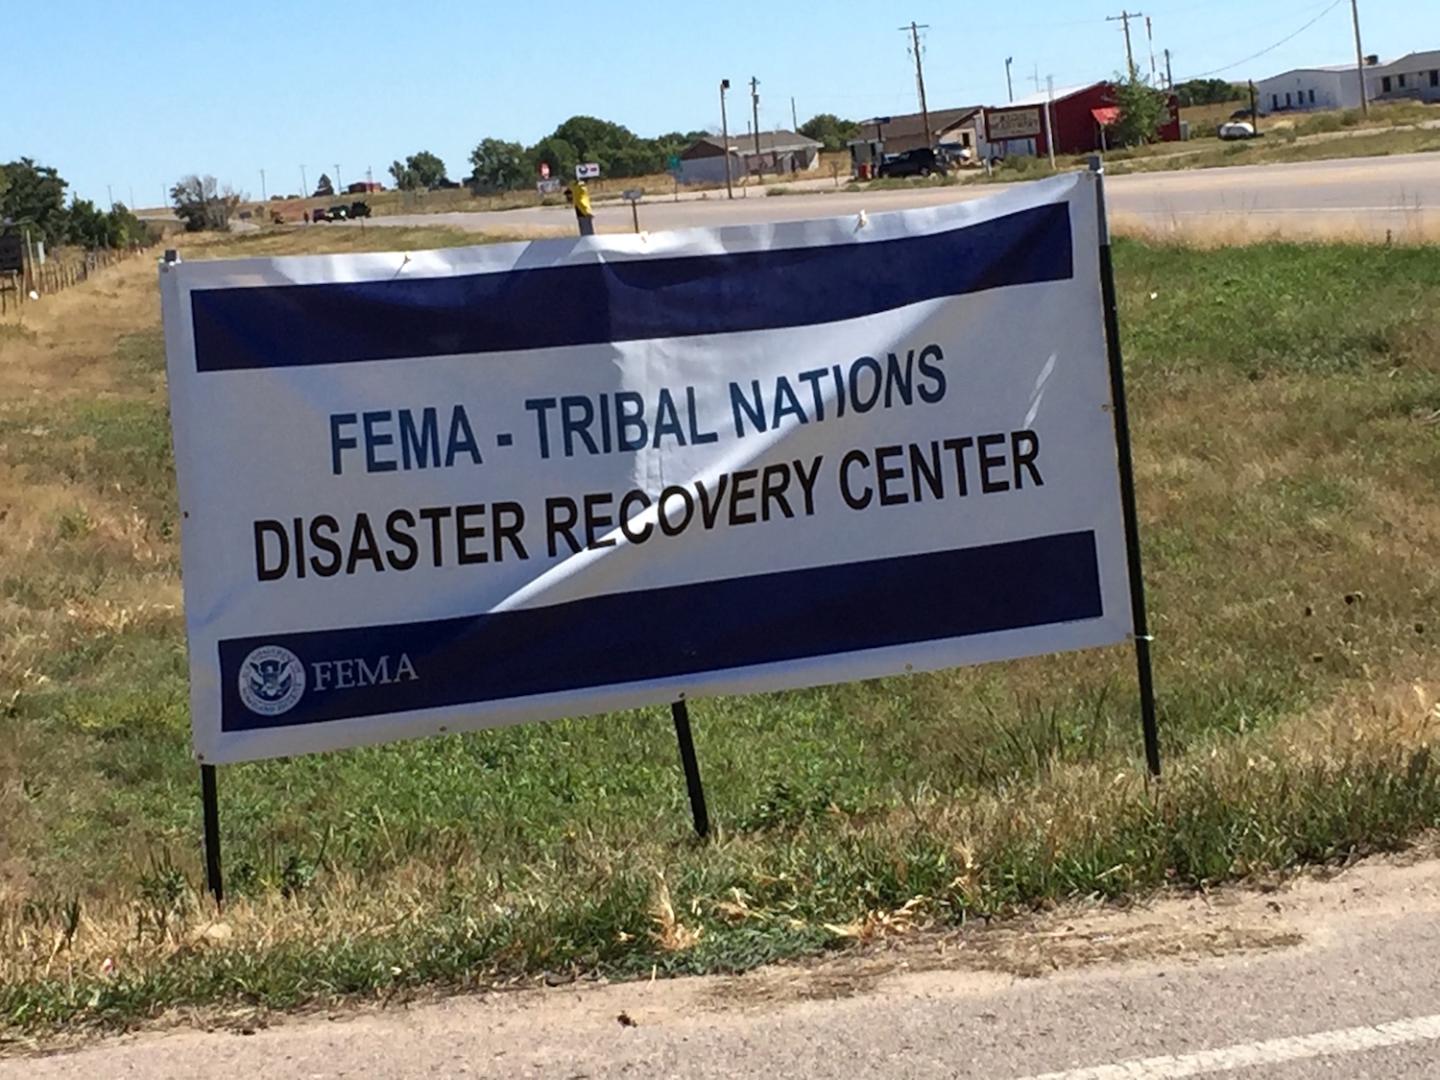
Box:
1017;1013;1440;1080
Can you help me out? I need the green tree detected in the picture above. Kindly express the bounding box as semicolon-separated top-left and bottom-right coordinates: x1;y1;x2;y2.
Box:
548;116;661;178
387;160;415;190
170;175;241;232
314;173;335;197
1110;77;1170;146
468;139;528;191
799;113;858;152
65;198;109;247
401;151;449;189
0;158;70;246
527;136;578;181
1173;78;1248;108
103;203;149;248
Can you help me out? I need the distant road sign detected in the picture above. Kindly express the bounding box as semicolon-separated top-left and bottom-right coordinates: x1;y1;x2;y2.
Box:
666;154;681;171
575;162;601;179
0;235;22;275
622;189;644;202
536;179;562;195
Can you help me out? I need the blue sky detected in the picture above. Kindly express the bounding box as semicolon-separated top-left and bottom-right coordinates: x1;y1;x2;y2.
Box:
7;0;1434;207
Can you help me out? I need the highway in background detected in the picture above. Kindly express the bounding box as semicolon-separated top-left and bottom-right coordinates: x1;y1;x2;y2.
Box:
357;152;1440;240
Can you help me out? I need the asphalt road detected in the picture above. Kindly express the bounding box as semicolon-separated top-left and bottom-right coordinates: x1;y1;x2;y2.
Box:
12;854;1440;1078
357;153;1440;240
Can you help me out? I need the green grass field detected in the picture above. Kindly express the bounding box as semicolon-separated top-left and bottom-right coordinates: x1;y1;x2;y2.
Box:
1;230;1438;1040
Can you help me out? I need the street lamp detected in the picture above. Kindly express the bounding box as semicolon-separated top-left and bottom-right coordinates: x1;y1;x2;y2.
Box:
720;78;734;200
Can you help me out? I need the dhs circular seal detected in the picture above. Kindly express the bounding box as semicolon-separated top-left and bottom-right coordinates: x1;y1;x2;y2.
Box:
239;645;306;716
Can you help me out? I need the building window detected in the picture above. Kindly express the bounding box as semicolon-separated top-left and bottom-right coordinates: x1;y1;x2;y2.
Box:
1432;70;1439;87
1399;73;1407;89
1273;94;1280;110
1285;92;1292;106
1309;89;1316;103
1382;76;1392;93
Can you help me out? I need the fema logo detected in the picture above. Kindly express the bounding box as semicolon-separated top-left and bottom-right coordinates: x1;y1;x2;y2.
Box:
239;645;306;716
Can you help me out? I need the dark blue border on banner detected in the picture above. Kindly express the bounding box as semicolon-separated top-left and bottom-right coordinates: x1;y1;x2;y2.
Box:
219;530;1103;733
191;202;1073;373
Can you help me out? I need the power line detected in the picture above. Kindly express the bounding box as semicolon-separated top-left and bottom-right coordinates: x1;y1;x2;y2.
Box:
1178;0;1345;80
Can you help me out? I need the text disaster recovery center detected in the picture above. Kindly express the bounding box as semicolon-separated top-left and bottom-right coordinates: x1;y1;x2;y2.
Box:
254;343;1049;581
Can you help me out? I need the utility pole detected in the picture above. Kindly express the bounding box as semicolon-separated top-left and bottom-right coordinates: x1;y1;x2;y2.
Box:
750;76;761;178
720;78;734;200
259;168;267;202
1145;16;1157;84
900;21;932;148
1106;10;1142;81
1351;0;1369;115
791;95;798;131
334;164;342;195
301;164;308;198
1005;57;1015;102
1044;75;1057;169
1164;48;1173;90
106;184;114;211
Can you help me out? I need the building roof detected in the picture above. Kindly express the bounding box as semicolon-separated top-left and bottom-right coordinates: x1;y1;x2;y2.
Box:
999;83;1100;109
684;130;821;157
1257;63;1365;78
1255;54;1427;80
1381;50;1440;67
855;107;982;139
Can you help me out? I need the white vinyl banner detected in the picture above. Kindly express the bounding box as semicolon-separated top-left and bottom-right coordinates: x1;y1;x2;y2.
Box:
161;172;1134;764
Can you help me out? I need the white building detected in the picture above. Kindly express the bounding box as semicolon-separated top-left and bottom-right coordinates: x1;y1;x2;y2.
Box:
1370;50;1440;104
1256;50;1440;115
1254;65;1363;115
676;131;822;186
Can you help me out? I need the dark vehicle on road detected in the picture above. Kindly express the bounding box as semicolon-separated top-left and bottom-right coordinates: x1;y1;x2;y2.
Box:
327;205;350;221
348;201;372;219
310;207;330;223
878;147;942;178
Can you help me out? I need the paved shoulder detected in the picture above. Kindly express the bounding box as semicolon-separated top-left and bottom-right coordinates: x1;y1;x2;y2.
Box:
9;856;1440;1079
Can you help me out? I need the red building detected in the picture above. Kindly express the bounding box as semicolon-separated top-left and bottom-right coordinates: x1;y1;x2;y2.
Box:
984;82;1181;158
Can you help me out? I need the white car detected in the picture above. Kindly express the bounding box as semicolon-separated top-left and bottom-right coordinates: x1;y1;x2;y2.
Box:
1218;121;1257;141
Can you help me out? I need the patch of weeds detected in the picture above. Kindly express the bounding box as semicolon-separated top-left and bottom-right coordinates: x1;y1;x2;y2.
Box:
55;507;94;540
737;780;844;831
115;330;165;383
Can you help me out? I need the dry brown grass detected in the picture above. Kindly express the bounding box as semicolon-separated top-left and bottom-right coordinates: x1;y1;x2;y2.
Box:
1;223;1438;1036
1110;210;1440;247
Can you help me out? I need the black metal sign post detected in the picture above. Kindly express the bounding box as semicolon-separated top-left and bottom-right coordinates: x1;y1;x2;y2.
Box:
671;700;710;838
200;763;225;904
1090;155;1162;778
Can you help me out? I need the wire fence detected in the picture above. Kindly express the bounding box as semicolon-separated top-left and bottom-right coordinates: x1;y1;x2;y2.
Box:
0;243;156;317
